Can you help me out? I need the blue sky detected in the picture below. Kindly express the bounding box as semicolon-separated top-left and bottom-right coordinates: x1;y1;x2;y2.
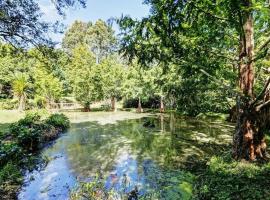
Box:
39;0;150;43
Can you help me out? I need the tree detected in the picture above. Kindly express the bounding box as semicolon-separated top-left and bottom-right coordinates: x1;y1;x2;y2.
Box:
119;0;270;160
0;0;85;47
122;62;154;113
100;57;124;111
34;69;63;109
87;19;117;64
68;45;103;111
12;72;30;111
62;20;91;51
0;44;29;97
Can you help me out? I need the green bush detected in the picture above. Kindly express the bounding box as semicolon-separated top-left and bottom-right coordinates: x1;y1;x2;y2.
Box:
0;143;23;166
9;113;42;151
45;113;70;131
0;162;23;200
0;162;22;185
8;112;70;151
193;156;270;200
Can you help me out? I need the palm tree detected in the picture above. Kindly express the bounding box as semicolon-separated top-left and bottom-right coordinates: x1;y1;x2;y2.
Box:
12;72;29;111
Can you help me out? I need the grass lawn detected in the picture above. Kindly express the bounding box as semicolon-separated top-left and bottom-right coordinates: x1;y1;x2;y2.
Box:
0;110;25;134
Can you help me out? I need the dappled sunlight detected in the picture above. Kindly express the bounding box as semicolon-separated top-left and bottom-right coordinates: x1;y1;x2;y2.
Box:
18;112;233;199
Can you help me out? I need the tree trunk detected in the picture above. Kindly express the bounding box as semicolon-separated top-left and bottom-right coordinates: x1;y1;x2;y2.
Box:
160;114;164;132
137;97;143;113
160;96;165;113
111;96;117;112
83;102;91;112
233;1;267;160
18;94;25;111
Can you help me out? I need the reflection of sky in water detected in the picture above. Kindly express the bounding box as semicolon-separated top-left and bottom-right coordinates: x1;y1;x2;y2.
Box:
105;152;145;195
18;112;233;199
18;153;76;200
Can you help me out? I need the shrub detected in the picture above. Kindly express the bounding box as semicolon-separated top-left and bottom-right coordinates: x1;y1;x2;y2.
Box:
9;112;43;151
0;143;23;166
45;113;70;131
193;156;270;200
0;162;22;185
0;162;22;200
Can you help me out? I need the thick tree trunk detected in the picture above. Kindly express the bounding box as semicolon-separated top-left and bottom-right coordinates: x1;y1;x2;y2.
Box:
137;97;143;113
233;1;267;160
111;96;117;112
160;96;165;113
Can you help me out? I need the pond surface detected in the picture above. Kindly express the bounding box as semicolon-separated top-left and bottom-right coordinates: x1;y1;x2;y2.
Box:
18;111;233;200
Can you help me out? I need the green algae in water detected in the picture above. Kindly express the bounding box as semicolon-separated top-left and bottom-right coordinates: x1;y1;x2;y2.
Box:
18;112;232;200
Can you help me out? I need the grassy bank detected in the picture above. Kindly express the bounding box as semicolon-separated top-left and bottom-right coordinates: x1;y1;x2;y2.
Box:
0;112;70;199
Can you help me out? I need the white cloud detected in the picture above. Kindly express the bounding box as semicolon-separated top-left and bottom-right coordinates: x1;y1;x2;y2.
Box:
38;0;61;22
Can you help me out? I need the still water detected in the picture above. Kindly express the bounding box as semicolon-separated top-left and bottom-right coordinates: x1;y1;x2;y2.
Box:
18;112;233;200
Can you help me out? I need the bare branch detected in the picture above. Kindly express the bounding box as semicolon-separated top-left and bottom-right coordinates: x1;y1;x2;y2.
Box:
256;37;270;53
251;77;270;106
255;99;270;111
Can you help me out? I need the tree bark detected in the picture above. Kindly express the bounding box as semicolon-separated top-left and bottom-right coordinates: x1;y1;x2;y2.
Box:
233;1;267;160
111;96;117;112
160;96;165;113
136;97;143;113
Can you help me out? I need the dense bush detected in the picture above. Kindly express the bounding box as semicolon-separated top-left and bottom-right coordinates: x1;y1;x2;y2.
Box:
9;113;42;151
0;162;22;184
45;113;70;131
7;112;70;151
0;112;70;199
193;156;270;199
0;143;23;166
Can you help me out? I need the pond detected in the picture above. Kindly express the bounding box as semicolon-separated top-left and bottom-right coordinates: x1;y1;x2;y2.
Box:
18;111;234;200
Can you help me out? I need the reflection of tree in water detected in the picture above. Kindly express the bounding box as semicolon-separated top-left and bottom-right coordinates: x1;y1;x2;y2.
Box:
66;115;233;198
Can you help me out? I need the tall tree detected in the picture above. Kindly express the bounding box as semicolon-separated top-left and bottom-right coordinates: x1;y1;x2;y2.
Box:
119;0;270;160
68;45;103;111
100;57;124;111
87;19;117;64
62;20;91;51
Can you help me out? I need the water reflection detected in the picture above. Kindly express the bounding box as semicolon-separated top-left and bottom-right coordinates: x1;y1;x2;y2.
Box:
18;112;233;199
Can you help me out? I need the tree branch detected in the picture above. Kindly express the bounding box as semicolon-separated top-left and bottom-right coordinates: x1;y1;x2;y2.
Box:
251;77;270;106
255;99;270;111
192;4;230;22
199;69;240;96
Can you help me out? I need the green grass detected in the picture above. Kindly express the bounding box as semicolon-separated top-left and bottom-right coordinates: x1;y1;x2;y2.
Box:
0;110;25;124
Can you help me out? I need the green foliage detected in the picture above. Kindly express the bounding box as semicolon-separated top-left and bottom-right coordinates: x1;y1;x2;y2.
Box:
8;112;70;151
193;156;270;199
0;112;70;198
68;44;101;109
0;143;23;166
0;162;22;185
87;19;117;64
9;113;42;150
62;20;91;51
0;0;85;47
45;113;70;131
